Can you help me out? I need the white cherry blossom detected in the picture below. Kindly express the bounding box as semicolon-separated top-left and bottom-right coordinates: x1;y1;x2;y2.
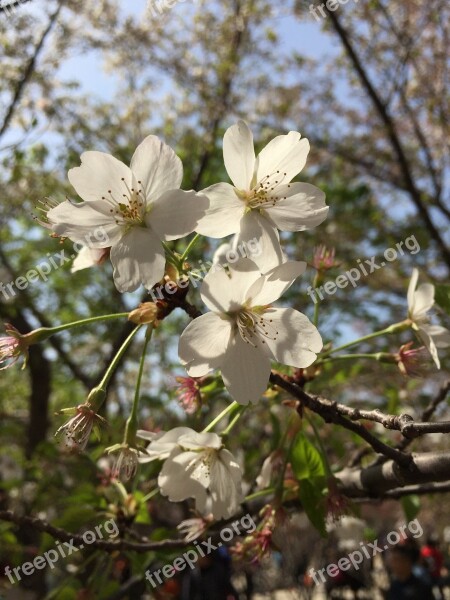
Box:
196;121;328;268
178;258;322;404
407;268;450;369
137;427;243;520
47;136;208;292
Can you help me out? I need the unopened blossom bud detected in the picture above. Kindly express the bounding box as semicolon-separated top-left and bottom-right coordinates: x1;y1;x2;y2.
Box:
325;477;349;522
107;444;142;481
175;376;202;414
311;245;338;271
128;302;159;325
396;342;428;377
0;324;51;370
55;403;106;451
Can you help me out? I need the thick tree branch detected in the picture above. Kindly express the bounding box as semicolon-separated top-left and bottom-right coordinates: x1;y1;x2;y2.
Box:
334;452;450;498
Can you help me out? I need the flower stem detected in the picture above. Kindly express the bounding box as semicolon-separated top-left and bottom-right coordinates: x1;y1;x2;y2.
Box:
97;326;142;392
318;352;388;364
29;313;130;340
244;487;276;502
180;233;201;263
202;401;240;433
125;326;153;445
319;321;409;359
221;406;247;436
312;273;321;327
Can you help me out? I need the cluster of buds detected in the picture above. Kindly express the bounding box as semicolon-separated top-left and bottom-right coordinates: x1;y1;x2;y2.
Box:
325;477;349;522
231;505;282;565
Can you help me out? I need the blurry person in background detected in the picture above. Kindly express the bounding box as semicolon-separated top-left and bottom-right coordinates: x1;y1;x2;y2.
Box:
385;545;434;600
421;535;445;599
180;548;238;600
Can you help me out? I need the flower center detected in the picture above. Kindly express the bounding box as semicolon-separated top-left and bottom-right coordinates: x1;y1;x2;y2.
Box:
237;171;291;211
104;178;147;225
236;307;279;347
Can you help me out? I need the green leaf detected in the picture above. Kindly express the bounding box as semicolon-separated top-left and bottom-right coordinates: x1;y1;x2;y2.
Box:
298;478;327;537
290;433;326;480
401;495;420;521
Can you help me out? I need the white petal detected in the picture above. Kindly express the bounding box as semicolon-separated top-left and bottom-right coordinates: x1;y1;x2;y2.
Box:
147;189;208;241
263;307;322;367
178;312;233;377
178;431;222;451
208;449;243;519
158;450;208;504
256;455;273;490
255;132;309;185
109;227;165;292
265;183;328;231
223;120;256;190
417;327;441;369
195;183;245;238
410;283;435;320
235;211;285;270
68;151;133;207
137;427;195;463
421;325;450;349
200;258;263;312
48;199;123;247
71;247;107;272
250;261;307;306
221;335;271;405
407;268;419;311
130;135;183;200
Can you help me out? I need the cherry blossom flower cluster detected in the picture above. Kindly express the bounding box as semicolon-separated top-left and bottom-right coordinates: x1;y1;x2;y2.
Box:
1;121;449;523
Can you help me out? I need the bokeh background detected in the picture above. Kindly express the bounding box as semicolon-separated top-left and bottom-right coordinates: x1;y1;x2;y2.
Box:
0;0;449;598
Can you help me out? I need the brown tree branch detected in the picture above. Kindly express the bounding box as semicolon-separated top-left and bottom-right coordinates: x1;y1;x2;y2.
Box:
0;510;187;553
0;0;63;139
323;5;450;269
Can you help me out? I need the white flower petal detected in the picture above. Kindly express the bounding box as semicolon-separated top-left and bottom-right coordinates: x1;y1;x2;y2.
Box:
68;151;133;206
195;183;245;238
255;132;309;185
109;227;165;292
178;431;222;451
158;450;208;504
421;325;450;349
256;455;273;490
147;189;208;241
417;327;441;369
208;449;243;519
262;307;322;367
130;135;183;200
71;247;107;273
48;200;123;247
235;211;285;270
411;283;435;320
265;182;328;231
250;261;307;306
221;335;271;405
179;312;233;377
407;268;419;311
137;427;194;463
223;120;256;190
200;258;263;312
